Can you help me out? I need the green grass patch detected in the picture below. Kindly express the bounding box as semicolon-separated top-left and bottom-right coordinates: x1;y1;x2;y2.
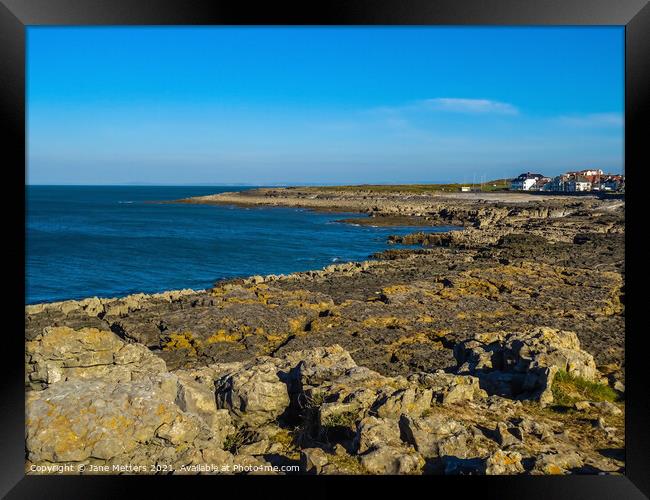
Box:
321;411;358;429
222;429;251;452
326;453;368;474
552;370;619;408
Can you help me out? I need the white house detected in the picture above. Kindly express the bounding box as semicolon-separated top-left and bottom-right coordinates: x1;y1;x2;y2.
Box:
578;169;604;177
511;172;545;191
567;179;592;192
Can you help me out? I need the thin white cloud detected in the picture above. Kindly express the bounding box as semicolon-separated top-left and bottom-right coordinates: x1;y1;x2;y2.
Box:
556;112;623;127
418;98;519;115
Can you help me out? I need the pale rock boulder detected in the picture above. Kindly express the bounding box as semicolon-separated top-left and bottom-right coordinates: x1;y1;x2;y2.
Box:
200;446;237;471
412;371;487;405
494;421;522;448
532;451;584;475
455;327;598;380
515;417;554;441
485;450;525;475
25;326;167;390
179;361;246;390
454;327;599;405
25;373;204;463
354;416;402;454
284;344;358;387
215;360;290;426
156;415;202;446
301;448;330;474
360;445;424;475
437;431;471;459
375;387;433;418
590;401;623;416
399;413;465;457
299;363;407;421
354;416;424;475
508;328;598;381
237;438;270;456
175;374;235;446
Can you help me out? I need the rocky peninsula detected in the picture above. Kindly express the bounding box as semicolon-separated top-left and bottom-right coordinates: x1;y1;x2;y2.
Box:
25;186;625;475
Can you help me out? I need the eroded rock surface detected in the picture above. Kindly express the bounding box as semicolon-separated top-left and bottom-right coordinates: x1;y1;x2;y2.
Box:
25;336;624;475
25;192;624;475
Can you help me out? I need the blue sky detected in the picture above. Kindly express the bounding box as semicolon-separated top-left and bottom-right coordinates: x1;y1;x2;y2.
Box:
27;27;624;185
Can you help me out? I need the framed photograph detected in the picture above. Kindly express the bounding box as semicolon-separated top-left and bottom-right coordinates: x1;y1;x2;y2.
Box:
2;0;648;498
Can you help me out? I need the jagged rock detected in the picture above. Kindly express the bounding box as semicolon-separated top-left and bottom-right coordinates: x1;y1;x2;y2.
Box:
375;387;433;418
514;417;554;441
532;451;584;475
301;448;330;474
457;327;598;381
413;371;487;404
399;414;465;457
485;450;525;475
354;416;402;454
238;438;270;456
175;374;235;445
25;373;206;463
23;324;625;476
215;360;290;427
285;344;358;387
590;401;622;416
25;326;166;390
437;431;471;459
360;446;424;475
455;327;597;405
594;416;607;429
495;422;521;448
156;415;202;445
511;328;598;381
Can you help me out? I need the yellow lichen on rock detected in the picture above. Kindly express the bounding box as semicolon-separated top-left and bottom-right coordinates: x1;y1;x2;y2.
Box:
162;332;201;355
206;330;243;344
362;316;409;329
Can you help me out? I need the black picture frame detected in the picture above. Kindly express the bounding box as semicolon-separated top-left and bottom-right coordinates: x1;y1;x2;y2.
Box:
2;1;648;498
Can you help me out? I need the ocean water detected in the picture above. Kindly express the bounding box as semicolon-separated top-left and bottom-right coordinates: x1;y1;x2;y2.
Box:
26;186;460;304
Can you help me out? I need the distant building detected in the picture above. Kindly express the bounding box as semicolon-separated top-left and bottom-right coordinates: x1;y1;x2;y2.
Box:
543;175;566;192
569;169;604;185
530;177;551;191
575;169;604;177
541;170;623;192
598;175;624;191
511;172;545;191
459;186;471;192
566;177;592;192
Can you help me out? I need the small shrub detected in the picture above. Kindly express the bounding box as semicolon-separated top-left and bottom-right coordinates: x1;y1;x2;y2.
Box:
321;411;358;430
327;453;368;474
552;370;619;408
222;429;251;452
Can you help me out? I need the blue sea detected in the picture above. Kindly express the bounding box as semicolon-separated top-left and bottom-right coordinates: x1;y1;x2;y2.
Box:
26;186;459;304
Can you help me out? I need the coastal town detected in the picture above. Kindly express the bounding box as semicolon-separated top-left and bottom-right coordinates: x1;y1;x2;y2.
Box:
509;169;624;193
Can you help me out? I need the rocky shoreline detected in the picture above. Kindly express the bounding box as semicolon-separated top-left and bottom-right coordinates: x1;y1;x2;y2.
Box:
25;187;625;475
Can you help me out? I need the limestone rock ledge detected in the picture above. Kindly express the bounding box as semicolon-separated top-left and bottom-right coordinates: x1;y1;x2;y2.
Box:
25;326;623;475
